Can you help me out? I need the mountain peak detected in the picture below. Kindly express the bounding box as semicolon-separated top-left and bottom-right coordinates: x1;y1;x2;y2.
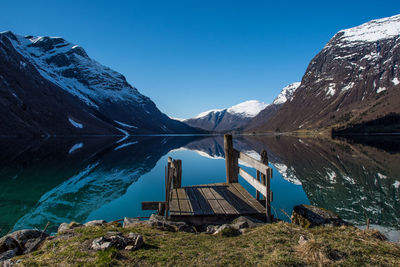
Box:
272;82;301;105
227;100;268;117
185;100;267;132
336;14;400;43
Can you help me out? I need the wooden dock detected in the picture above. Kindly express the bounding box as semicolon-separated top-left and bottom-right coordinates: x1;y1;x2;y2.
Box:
169;183;266;224
142;134;273;225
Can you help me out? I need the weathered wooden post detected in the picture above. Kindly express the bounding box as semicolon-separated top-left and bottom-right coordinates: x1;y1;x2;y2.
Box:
164;157;173;217
158;202;166;216
260;150;273;222
172;160;182;188
224;134;238;183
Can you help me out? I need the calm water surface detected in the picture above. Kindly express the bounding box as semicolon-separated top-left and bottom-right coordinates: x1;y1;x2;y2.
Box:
0;135;399;240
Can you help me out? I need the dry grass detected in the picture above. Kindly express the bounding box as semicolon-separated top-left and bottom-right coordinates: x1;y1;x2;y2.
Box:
10;222;400;266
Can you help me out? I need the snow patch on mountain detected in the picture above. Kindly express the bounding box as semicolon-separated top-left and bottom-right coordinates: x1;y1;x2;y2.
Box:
326;83;336;97
192;100;267;120
272;82;301;105
69;118;83;128
227;100;268;117
69;143;83;154
376;87;387;93
377;173;388;179
114;141;138;151
342;82;355;92
338;14;400;43
273;163;302;185
170;117;185;122
194;109;224;119
116;128;129;136
114;120;138;129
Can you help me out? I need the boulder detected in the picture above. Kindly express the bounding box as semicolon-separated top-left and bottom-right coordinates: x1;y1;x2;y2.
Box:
205;225;219;234
0;249;18;262
58;222;83;234
57;223;70;234
91;237;113;251
213;224;241;237
7;230;47;246
231;216;264;229
91;232;144;251
127;233;144;250
123;217;143;228
146;214;194;233
291;205;348;228
0;237;20;254
84;220;106;227
68;222;83;228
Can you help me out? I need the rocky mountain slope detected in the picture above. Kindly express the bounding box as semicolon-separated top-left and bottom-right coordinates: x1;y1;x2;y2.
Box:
249;14;400;133
0;31;198;136
183;100;267;132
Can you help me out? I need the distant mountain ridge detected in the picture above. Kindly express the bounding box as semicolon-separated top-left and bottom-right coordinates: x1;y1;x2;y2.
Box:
249;14;400;133
0;31;199;136
184;82;301;133
184;100;268;132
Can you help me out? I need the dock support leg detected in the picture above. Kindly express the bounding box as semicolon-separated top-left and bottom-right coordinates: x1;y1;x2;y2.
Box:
260;150;272;223
224;134;238;183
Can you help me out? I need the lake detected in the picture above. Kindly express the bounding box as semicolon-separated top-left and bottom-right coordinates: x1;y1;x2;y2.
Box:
0;135;399;241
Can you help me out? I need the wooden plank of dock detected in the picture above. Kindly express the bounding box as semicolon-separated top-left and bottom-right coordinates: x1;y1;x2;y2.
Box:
169;183;263;220
170;189;180;216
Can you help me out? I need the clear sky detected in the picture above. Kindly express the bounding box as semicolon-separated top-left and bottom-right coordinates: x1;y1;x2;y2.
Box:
1;0;399;118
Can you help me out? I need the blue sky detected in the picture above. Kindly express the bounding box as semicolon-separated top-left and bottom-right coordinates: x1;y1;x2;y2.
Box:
1;1;399;118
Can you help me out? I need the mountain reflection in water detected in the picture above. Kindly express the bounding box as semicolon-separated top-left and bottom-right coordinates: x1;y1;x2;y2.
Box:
0;135;399;240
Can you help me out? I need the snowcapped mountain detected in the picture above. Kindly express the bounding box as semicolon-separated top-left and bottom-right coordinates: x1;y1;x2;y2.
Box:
184;100;268;132
250;14;400;133
0;31;199;136
246;82;300;131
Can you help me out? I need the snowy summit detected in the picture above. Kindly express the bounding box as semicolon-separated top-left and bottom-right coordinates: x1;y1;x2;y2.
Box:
184;100;268;132
337;14;400;43
227;100;268;117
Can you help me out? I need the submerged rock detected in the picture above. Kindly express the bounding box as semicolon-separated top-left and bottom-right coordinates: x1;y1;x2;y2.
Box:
291;205;348;228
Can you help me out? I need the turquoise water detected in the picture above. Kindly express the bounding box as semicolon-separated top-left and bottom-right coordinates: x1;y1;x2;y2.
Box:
0;135;399;240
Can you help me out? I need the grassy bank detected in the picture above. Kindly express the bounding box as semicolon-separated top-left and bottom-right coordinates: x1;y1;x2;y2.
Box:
10;222;400;266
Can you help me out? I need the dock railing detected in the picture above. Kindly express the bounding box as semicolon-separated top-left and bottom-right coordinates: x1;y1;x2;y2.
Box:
224;134;273;222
